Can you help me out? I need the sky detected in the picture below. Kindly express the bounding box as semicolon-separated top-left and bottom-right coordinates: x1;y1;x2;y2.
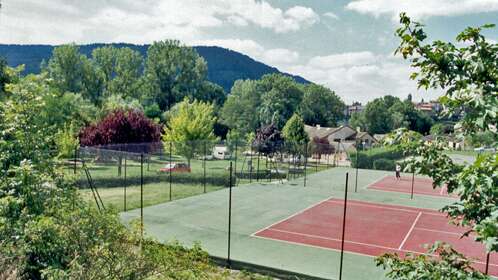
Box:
0;0;497;103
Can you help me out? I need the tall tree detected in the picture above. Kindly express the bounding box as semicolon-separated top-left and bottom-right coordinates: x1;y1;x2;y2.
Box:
92;46;143;100
45;45;104;103
144;40;207;110
299;84;345;127
163;99;217;166
363;97;395;134
221;79;262;135
196;81;226;106
258;74;303;129
282;114;308;145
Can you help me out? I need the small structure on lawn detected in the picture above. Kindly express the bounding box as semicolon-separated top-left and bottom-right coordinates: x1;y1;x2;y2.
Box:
212;144;230;160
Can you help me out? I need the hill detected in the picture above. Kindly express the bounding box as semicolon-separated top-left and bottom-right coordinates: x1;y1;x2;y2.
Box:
0;44;309;92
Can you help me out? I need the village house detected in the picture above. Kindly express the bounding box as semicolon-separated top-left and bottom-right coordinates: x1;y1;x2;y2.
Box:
304;124;377;148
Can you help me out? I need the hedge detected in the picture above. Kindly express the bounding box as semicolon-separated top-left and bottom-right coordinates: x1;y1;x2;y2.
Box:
373;158;396;171
349;146;403;169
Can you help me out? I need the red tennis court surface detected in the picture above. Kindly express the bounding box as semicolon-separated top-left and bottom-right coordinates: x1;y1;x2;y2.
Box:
254;199;497;276
367;175;454;197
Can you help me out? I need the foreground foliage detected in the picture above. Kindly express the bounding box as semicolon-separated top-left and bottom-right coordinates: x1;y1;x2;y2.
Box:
376;13;497;279
0;71;267;280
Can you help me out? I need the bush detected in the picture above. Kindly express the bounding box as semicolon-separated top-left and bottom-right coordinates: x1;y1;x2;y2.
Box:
350;146;403;169
373;158;396;171
80;109;162;146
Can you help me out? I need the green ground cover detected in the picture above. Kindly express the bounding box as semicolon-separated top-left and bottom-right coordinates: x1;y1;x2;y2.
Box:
72;151;333;212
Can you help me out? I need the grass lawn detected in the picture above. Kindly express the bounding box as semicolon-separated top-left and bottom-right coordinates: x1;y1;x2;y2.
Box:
80;182;223;212
70;150;335;211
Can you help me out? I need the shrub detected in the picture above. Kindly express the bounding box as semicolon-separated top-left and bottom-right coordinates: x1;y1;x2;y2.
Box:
350;146;403;169
80;109;161;146
373;158;396;171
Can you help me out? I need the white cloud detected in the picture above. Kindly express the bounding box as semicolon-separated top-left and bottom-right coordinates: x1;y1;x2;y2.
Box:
0;0;319;44
193;39;300;66
216;2;319;33
324;12;340;20
346;0;498;20
281;52;442;103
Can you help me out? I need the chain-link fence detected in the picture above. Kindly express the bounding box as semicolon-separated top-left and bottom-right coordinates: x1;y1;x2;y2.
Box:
56;140;497;279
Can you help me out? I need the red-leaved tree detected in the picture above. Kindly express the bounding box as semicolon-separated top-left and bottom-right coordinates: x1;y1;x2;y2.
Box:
80;110;161;146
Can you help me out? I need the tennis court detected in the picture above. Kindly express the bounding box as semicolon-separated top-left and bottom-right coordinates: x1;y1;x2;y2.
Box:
367;175;454;197
120;167;494;279
254;198;497;276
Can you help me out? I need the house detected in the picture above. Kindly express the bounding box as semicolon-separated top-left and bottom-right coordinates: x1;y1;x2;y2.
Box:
212;144;230;160
415;101;442;115
304;124;377;148
356;132;377;148
423;134;464;150
345;102;364;117
373;134;387;142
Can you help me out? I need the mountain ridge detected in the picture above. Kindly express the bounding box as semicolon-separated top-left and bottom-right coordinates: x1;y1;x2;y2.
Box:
0;43;310;92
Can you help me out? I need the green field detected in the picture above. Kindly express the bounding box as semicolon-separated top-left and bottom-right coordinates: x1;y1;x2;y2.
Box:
74;151;333;212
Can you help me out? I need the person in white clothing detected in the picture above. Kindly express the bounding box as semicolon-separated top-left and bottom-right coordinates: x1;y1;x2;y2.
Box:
395;164;401;180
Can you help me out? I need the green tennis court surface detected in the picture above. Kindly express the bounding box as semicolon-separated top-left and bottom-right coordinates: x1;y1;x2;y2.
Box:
120;168;472;279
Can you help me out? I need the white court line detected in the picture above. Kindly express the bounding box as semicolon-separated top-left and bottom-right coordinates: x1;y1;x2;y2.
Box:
325;199;446;217
251;196;333;237
254;228;498;268
440;185;446;195
398;212;422;250
414;226;469;237
266;228;401;251
364;174;389;190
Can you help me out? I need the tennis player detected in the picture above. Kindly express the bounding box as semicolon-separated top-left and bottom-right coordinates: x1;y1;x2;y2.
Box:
395;164;401;180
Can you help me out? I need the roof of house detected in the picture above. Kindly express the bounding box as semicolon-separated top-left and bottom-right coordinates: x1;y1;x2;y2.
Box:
305;125;365;142
304;125;340;139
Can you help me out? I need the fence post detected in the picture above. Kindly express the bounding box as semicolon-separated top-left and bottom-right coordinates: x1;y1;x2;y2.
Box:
169;142;172;201
140;153;144;240
73;145;78;174
339;172;349;280
355;141;359;193
485;252;490;275
124;155;127;212
411;171;415;199
234;140;238;186
257;151;260;182
203;141;207;193
304;142;308;187
227;161;233;267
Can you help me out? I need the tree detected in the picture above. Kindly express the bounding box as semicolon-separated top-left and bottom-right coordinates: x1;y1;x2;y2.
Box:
79;110;161;146
0;57;9;95
221;79;261;135
162;99;217;166
282;114;308;145
430;122;454;136
41;91;98;131
363;97;395;134
92;46;143;100
45;45;104;103
377;13;497;278
196;81;226;106
253;123;283;155
349;112;367;132
144;40;207;110
352;96;433;134
299;84;345;127
258;74;303;129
